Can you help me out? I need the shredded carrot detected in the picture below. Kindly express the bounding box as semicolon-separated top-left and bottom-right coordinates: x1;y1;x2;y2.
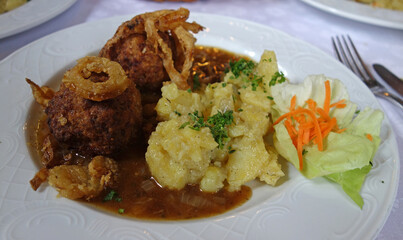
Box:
273;80;348;171
336;128;346;133
306;99;317;112
335;104;346;108
330;99;346;108
302;129;310;145
323;80;331;114
316;108;331;121
300;122;314;129
366;133;373;141
290;95;297;111
321;118;337;139
284;119;298;136
284;120;297;146
274;107;324;150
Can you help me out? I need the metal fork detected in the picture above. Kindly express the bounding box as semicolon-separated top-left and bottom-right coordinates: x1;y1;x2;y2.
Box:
331;35;403;107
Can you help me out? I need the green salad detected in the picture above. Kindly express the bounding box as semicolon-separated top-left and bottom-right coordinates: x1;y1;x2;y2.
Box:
271;74;383;208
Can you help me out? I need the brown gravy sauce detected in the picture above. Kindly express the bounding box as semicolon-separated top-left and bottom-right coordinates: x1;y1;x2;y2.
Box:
88;144;251;220
28;46;252;220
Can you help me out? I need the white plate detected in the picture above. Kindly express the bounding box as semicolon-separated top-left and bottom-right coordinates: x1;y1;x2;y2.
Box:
0;0;77;39
301;0;403;29
0;13;399;240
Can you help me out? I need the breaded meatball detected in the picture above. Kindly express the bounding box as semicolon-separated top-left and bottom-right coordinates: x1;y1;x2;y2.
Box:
45;82;142;156
99;34;169;91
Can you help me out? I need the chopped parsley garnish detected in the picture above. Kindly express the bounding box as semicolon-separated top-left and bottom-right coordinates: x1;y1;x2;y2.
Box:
103;190;122;202
179;122;190;129
222;82;227;87
238;108;243;112
187;88;192;93
302;149;308;155
228;146;236;154
207;110;234;149
181;110;234;149
188;111;205;131
118;208;125;214
250;75;263;91
103;190;117;201
174;110;182;116
269;71;286;86
226;58;266;91
355;110;360;114
226;58;256;78
193;73;200;91
267;96;273;100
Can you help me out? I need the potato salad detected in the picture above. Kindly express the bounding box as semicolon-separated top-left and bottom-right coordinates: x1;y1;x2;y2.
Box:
146;50;285;192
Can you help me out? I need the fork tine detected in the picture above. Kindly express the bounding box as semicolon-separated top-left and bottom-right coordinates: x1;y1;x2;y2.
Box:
346;35;377;82
332;35;402;107
331;37;342;62
340;36;367;81
332;35;373;83
334;36;360;77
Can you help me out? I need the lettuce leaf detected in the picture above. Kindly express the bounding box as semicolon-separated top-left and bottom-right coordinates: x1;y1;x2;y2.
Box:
273;124;377;178
326;165;371;208
271;75;383;207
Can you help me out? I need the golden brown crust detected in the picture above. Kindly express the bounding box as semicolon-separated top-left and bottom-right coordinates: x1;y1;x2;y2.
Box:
45;82;142;156
47;156;119;200
99;8;204;91
30;168;49;191
101;34;169;91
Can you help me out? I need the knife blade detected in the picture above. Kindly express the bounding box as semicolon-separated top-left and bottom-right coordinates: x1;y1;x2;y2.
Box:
373;64;403;97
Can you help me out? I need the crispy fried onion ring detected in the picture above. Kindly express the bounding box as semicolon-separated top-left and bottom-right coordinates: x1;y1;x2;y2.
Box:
99;8;204;90
62;56;130;101
144;8;203;90
26;78;55;107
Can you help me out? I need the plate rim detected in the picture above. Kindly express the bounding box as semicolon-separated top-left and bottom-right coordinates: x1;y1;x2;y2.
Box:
0;0;78;39
300;0;403;29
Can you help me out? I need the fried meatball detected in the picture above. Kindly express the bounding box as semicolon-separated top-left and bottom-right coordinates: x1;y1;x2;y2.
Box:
99;34;169;91
98;8;202;92
45;82;142;156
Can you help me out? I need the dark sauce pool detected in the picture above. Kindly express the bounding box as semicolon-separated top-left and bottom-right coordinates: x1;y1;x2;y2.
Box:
27;46;253;220
88;144;251;220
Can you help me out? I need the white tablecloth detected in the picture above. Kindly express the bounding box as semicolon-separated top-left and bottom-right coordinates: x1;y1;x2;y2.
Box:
0;0;402;239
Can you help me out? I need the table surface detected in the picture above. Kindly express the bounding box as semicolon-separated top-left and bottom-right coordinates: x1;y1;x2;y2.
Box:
0;0;402;239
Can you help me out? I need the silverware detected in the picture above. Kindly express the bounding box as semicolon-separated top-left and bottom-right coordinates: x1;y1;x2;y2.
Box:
331;35;403;107
373;63;403;97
